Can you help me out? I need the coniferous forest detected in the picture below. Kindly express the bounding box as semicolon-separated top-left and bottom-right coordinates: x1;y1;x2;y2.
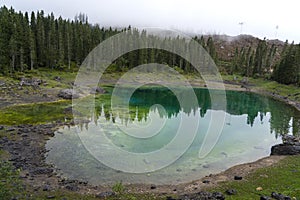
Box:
0;6;299;86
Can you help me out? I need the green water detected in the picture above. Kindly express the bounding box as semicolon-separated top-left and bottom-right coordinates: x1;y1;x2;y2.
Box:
46;87;300;185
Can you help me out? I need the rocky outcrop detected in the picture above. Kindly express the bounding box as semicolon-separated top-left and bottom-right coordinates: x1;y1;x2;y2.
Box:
20;77;43;86
271;135;300;155
58;89;79;99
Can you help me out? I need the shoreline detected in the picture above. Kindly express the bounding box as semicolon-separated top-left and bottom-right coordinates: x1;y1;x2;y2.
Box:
0;123;287;196
0;76;299;198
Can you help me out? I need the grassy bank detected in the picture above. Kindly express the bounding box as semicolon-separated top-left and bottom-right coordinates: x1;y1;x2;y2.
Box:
0;101;71;125
222;74;300;103
1;155;299;199
209;155;300;199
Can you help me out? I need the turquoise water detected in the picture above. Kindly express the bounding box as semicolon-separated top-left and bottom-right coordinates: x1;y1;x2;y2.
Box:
46;87;300;185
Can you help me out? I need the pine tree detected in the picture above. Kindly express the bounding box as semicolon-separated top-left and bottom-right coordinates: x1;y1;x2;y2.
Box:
29;12;37;70
36;11;46;66
274;42;298;84
0;6;11;74
9;10;18;74
58;17;65;66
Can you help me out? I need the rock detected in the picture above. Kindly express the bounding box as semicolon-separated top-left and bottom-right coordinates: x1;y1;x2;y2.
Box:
226;189;237;195
43;184;51;191
202;180;210;184
0;80;5;86
271;192;291;200
54;76;61;81
260;196;271;200
90;87;107;94
150;185;157;189
256;187;263;191
212;192;225;200
46;196;55;199
30;167;53;175
234;175;243;180
166;196;176;200
271;144;300;155
179;191;225;200
282;135;300;145
202;164;210;168
65;184;79;191
20;77;42;86
96;191;115;198
58;89;79;99
6;127;15;132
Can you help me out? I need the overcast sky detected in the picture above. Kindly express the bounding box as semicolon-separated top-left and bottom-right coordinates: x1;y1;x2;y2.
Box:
2;0;300;42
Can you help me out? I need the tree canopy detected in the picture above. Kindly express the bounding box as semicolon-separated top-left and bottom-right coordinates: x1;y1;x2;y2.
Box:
0;6;299;86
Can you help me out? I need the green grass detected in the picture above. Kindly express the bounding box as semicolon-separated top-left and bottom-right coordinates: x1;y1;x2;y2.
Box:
0;101;72;125
0;155;165;200
0;161;24;199
222;74;300;102
210;155;300;199
0;68;78;92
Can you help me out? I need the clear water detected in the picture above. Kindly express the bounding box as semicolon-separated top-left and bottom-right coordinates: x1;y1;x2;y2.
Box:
46;87;300;185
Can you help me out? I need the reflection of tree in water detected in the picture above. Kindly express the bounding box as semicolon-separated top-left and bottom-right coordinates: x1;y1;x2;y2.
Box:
94;87;300;137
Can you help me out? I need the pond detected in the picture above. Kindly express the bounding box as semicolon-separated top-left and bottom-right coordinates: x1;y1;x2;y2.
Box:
46;87;300;185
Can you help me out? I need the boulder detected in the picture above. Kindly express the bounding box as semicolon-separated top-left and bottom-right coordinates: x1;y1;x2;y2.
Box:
271;144;300;155
271;135;300;155
58;89;79;99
